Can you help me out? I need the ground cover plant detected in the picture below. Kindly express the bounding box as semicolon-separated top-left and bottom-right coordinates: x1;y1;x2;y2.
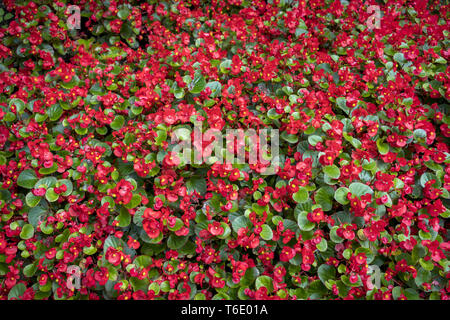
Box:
0;0;449;300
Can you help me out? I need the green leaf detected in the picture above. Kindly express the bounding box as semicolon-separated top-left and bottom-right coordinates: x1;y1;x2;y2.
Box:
45;188;59;202
343;132;361;149
393;52;406;64
330;226;344;243
297;211;315;231
4;112;16;122
9;98;26;114
130;277;149;292
281;131;298;144
0;263;7;276
124;194;142;209
117;7;130;20
334;187;350;205
293;187;308;203
149;282;160;295
25;192;41;207
419;258;434;271
205;81;222;98
343;248;352;260
120;22;134;39
323;165;340;179
20;224;34;240
217;223;231;240
34;177;57;189
260;224;273;241
117;208;131;227
413;129;427;140
420;172;435;188
240;267;259;287
8;283;26;300
155;130;167;145
189;72;206;94
314;186;334;211
83;246;97;255
17;170;38;189
46;104;63;121
186;177;207;196
28;206;47;227
110;115;125;130
40;222;53;235
392;286;402;300
172;127;191;141
308;279;327;296
103;235;124;254
219;59;232;73
167;218;184;232
134;255;152;268
23;263;38;277
335;97;349;114
316;238;328;252
268;108;282;120
255;275;274;292
414;268;431;288
318;264;336;284
132;207;145;226
349;182;373;197
231;215;251;232
403;288;420;300
174;86;185;99
167;235;189;249
38;163;58;175
58;179;73;196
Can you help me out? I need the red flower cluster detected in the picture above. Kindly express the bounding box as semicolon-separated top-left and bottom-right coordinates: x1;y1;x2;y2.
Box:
0;0;449;301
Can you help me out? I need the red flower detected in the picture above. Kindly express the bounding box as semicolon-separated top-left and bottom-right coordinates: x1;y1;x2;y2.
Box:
208;221;224;236
319;151;336;166
374;172;394;192
144;208;162;219
105;247;122;266
32;188;46;197
110;19;123;33
111;180;134;205
163;152;180;167
280;246;295;262
308;208;325;223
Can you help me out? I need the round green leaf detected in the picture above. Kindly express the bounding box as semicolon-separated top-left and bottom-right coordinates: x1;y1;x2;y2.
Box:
8;283;26;300
20;224;34;240
316;238;328;252
297;211;315;231
188;73;206;94
314;186;334;211
110;115;125;130
118;7;130;20
167;235;189;249
17;170;38;189
34;177;57;190
260;224;273;241
323;165;340;179
334;187;350;205
255;275;274;292
9;98;26;114
25;192;41;207
318;264;336;284
349;182;374;197
293;187;308;203
58;179;73;196
45;188;59;202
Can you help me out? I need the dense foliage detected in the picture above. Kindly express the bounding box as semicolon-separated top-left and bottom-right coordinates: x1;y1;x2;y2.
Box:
0;0;449;300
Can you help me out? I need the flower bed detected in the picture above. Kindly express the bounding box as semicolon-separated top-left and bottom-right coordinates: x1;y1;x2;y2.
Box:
0;0;449;300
